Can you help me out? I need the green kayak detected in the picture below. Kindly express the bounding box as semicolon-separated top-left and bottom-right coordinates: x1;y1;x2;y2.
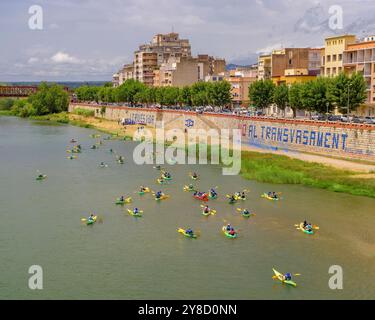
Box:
222;226;238;239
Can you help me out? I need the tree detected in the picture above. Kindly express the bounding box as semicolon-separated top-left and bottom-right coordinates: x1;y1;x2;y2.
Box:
114;79;146;105
208;81;232;107
273;84;289;116
248;80;275;112
288;82;303;118
299;78;334;116
190;82;210;106
328;72;367;114
28;82;69;115
180;86;192;106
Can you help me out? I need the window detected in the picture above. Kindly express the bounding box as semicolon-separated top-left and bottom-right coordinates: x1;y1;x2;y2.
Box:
339;54;342;61
327;55;331;62
333;55;337;61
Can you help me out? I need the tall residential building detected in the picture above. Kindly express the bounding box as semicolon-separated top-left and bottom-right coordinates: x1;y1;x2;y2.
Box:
343;37;375;116
271;48;321;86
320;34;356;77
257;54;271;80
134;51;158;86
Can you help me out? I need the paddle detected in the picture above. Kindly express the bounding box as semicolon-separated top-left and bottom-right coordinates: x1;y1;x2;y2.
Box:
272;273;300;280
294;224;319;230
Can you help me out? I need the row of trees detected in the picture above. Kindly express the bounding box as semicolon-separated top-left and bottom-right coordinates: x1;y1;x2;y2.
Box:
75;79;232;107
11;83;69;117
249;73;367;117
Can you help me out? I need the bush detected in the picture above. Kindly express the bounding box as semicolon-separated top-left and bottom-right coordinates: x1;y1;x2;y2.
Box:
0;98;16;110
73;108;95;117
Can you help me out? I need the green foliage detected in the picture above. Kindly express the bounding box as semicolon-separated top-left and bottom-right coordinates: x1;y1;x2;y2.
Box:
273;84;289;114
28;82;69;115
207;81;232;107
0;98;16;110
328;72;367;113
73;108;95;117
248;80;275;110
11;99;36;117
299;77;334;114
288;82;304;117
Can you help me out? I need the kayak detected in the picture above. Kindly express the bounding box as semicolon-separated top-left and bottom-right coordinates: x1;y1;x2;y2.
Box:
193;194;208;202
138;187;150;195
228;199;237;204
118;160;124;164
190;175;198;180
202;209;216;216
272;268;297;287
177;228;197;239
262;193;279;201
183;185;195;192
161;175;172;180
127;209;142;217
155;195;169;201
99;164;108;168
36;175;47;181
222;226;238;239
209;193;218;200
67;156;77;159
242;212;252;218
299;223;314;235
86;216;97;225
157;178;167;185
115;197;132;205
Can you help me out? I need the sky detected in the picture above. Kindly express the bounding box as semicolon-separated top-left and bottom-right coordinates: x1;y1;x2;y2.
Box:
1;0;375;81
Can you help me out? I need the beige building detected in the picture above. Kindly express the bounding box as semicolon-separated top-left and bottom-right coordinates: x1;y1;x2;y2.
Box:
320;35;356;77
134;51;158;86
225;67;257;107
257;54;272;80
154;55;226;87
343;38;375;116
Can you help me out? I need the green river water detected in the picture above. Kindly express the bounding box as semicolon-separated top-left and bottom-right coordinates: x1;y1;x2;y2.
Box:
0;116;374;299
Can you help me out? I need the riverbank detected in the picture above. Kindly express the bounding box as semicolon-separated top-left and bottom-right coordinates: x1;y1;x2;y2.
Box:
2;112;375;198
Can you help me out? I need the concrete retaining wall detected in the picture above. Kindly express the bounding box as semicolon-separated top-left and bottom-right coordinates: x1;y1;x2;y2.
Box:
69;103;375;161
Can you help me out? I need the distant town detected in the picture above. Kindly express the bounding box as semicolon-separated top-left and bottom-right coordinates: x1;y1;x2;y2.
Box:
112;32;375;118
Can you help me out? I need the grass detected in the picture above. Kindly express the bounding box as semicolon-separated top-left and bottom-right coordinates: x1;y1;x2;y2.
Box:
241;151;375;198
72;108;95;117
0;110;14;116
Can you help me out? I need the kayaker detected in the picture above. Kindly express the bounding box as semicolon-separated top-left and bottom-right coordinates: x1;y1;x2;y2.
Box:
38;174;44;178
241;192;246;200
210;188;217;197
88;213;95;221
155;165;161;170
243;209;250;215
189;184;194;190
100;162;105;167
203;206;210;214
133;208;139;214
186;229;194;236
226;224;231;231
140;186;146;192
284;272;292;281
229;228;236;236
109;148;113;153
192;172;198;179
156;191;162;199
229;195;236;203
120;196;124;202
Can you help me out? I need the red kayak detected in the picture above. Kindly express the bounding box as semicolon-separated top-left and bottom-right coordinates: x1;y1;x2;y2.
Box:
193;193;209;202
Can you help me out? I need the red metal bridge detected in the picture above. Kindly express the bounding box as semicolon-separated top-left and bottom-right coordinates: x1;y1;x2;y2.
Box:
0;86;39;97
0;85;71;97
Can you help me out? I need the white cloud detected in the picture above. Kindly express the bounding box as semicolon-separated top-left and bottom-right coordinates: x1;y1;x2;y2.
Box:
256;43;286;54
51;52;81;64
28;57;39;64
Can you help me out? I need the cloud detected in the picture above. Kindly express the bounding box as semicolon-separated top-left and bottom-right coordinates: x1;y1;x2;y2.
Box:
51;52;80;64
28;57;39;64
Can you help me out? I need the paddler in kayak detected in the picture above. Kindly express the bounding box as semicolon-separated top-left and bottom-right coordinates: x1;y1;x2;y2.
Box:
303;221;313;232
203;205;210;214
109;148;113;153
226;224;232;231
283;272;292;282
88;213;95;222
209;188;217;198
119;195;125;202
229;228;236;236
188;184;194;191
155;191;162;200
267;192;279;200
91;145;97;149
133;208;140;215
37;174;44;179
240;191;246;200
140;186;147;193
185;228;195;236
242;209;250;216
191;172;198;179
163;172;171;179
229;195;236;203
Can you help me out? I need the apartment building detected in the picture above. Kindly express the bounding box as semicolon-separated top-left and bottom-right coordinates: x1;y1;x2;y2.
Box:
134;51;158;86
225;68;257;108
257;54;272;80
271;48;321;86
320;35;356;77
154;55;226;87
343;37;375;116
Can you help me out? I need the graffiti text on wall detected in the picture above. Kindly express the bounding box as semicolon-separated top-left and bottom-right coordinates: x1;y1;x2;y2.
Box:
130;113;155;125
248;125;348;150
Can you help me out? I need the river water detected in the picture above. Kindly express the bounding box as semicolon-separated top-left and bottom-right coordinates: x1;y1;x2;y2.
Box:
0;116;374;299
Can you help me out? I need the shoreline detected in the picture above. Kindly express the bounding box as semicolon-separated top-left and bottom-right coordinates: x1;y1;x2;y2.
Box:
2;111;375;198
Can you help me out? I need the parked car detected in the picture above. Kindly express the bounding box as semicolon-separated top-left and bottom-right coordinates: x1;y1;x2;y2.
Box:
364;117;375;124
352;117;365;124
327;115;342;122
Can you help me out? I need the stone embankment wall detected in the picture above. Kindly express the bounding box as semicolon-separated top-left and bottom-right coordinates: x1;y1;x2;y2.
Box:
69;103;375;161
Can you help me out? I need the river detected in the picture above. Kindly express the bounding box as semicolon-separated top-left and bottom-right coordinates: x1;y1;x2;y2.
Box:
0;116;374;299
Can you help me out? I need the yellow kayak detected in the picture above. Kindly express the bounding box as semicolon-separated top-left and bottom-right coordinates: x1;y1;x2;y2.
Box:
272;268;297;287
